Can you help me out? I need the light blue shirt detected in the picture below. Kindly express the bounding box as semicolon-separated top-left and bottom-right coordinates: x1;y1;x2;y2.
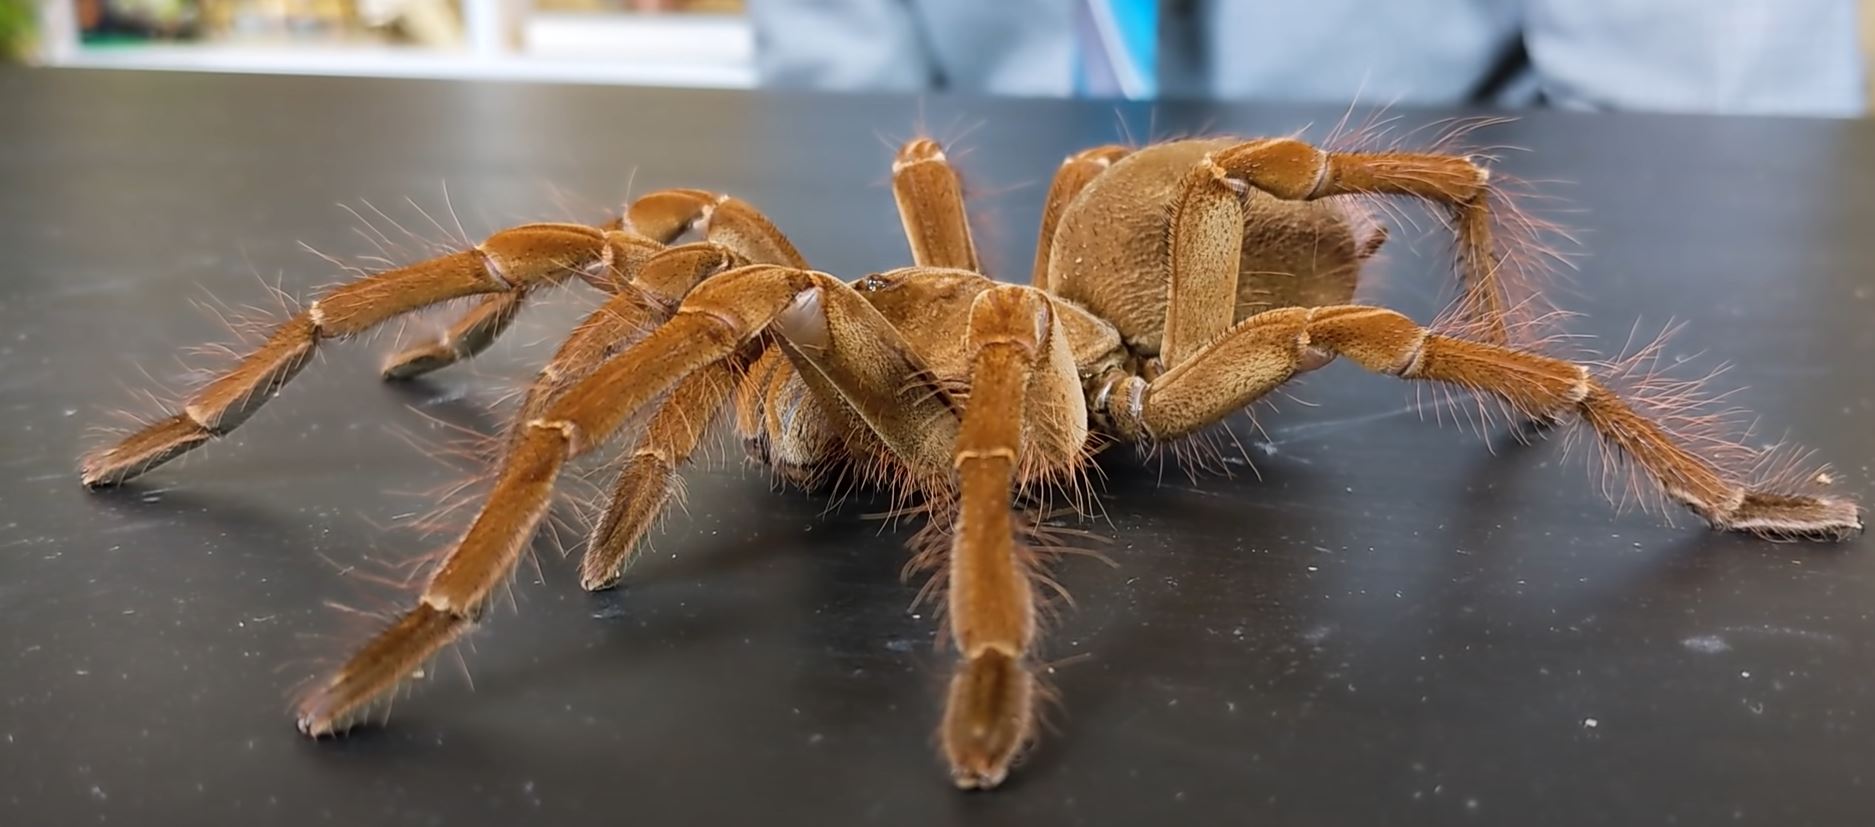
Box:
749;0;1866;116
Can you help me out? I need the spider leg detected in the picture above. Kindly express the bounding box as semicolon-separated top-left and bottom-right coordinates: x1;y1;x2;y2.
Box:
80;222;640;487
567;205;817;586
764;275;961;476
1031;145;1131;289
296;264;963;734
501;242;750;448
733;346;786;464
379;290;528;380
733;346;851;484
621;188;722;239
573;246;811;589
892;138;980;270
580;361;738;590
376;187;797;382
627;188;809;272
511;194;807;433
495;248;746;589
1160;158;1252;368
1101;305;1863;541
944;285;1087;789
1208;137;1529;344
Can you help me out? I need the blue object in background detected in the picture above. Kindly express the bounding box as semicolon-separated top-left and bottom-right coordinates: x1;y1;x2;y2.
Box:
749;0;1867;116
1074;0;1160;99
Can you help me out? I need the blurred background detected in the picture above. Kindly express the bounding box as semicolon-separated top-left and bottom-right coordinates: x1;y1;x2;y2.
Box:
0;0;1869;114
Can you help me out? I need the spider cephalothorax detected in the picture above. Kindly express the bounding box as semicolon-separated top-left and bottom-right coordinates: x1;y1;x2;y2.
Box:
81;130;1863;790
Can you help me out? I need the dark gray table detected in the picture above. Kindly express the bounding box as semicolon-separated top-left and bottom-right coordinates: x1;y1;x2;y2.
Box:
2;68;1871;826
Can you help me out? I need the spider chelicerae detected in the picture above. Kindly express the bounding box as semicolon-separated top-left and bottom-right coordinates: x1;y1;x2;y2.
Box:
80;128;1863;789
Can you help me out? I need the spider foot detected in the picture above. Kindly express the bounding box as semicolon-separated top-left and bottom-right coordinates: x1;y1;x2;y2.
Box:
80;414;212;488
941;650;1034;791
295;603;469;737
380;340;459;381
1716;492;1863;543
579;564;627;593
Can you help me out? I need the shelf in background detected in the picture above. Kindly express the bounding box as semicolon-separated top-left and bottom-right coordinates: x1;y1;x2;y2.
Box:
36;2;756;89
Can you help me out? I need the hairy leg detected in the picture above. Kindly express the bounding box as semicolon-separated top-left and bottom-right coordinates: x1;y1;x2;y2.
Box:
379;291;528;380
1031;145;1130;290
372;185;751;382
570;198;821;580
944;285;1087;789
622;188;807;270
296;265;962;733
1158;160;1251;367
506;193;806;436
580;361;739;591
892;138;980;271
1205;137;1525;343
297;265;814;734
1100;306;1862;541
734;347;859;487
502;242;748;446
80;222;635;487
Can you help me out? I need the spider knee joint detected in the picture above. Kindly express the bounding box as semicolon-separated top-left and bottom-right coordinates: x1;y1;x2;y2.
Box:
1565;367;1592;405
419;592;481;620
1394;330;1430;377
1465;157;1492;185
1298;345;1336;373
1199;156;1251;200
1092;374;1148;440
472;245;516;291
953;447;1018;470
1213;139;1330;200
893;137;948;171
525;418;580;445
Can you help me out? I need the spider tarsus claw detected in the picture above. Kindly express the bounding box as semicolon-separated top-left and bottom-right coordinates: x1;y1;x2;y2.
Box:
295;714;326;738
295;680;384;741
77;455;134;489
294;696;344;739
950;765;1009;791
78;471;116;490
579;571;624;593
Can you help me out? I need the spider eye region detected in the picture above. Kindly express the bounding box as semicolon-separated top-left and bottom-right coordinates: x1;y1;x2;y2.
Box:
856;273;896;292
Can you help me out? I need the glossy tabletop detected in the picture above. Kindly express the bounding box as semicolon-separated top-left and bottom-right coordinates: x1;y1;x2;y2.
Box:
1;68;1872;825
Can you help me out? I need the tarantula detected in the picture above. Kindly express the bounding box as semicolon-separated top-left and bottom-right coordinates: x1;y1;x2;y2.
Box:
80;132;1863;789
